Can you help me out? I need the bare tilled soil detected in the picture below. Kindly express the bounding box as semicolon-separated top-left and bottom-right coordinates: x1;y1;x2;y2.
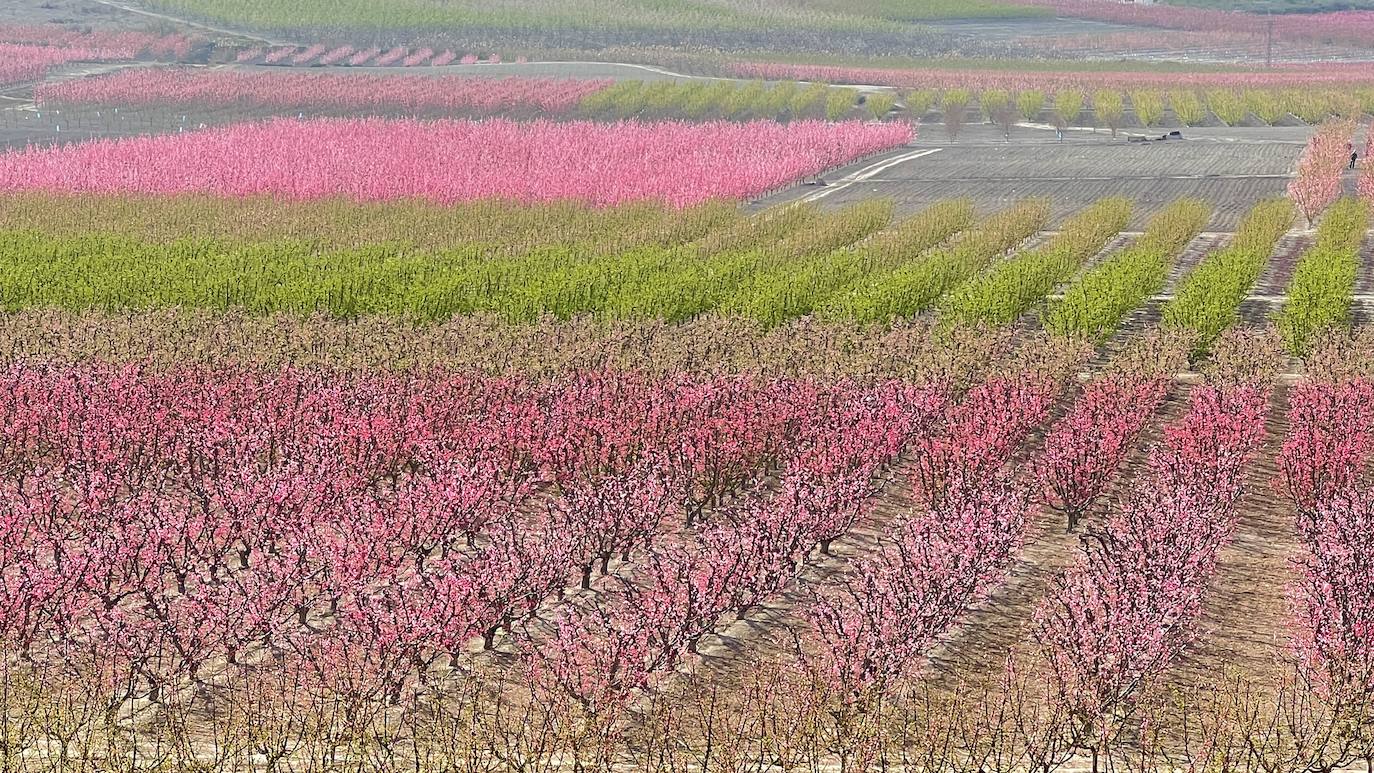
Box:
759;129;1306;230
1350;232;1374;327
1235;230;1313;326
1254;230;1315;297
1167;232;1234;292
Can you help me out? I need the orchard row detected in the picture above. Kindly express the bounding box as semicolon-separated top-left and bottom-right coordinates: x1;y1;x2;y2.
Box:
0;117;910;208
0;192;1362;354
33;67;1374;130
2;322;1371;769
34;72;874;123
738;63;1374;129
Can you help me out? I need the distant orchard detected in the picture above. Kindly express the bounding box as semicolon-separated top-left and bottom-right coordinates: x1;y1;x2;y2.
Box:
0;117;912;207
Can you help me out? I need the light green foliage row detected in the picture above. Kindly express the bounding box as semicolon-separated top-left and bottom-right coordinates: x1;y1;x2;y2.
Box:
723;198;975;326
940;197;1132;328
581;80;861;122
0;198;1013;325
820;198;1052;324
1044;199;1213;342
1161;198;1294;351
934;87;1374;127
1277;198;1371;355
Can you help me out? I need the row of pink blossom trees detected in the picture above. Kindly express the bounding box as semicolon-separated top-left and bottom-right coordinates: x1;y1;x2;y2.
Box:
0;364;963;716
36;69;612;115
1036;369;1172;531
802;369;1063;703
1034;373;1269;765
1360;129;1374;206
796;337;1201;713
1289;121;1358;226
0;44;123;87
1007;0;1374;50
233;44;504;68
0;25;194;59
730;61;1374;95
0;117;911;207
1278;379;1374;708
0;26;198;86
523;377;950;719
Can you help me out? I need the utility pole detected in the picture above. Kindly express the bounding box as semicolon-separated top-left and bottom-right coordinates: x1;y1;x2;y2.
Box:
1266;12;1274;70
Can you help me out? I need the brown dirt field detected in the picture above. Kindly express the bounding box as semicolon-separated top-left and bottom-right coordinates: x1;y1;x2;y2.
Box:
758;129;1307;231
1350;231;1374;327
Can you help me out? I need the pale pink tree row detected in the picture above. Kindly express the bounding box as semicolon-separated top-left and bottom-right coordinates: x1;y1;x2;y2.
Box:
317;45;355;65
375;47;409;67
222;41;508;68
1360;128;1374;207
807;469;1031;702
36;69;613;115
1278;380;1374;702
0;117;912;207
1034;380;1269;760
804;370;1066;700
348;47;382;66
730;62;1374;95
0;43;137;87
1289;120;1357;226
0;25;195;61
1289;490;1374;703
1014;28;1365;61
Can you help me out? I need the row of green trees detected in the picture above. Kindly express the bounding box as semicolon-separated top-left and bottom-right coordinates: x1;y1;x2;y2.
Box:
7;193;1340;343
580;80;872;122
1162;199;1296;352
1043;199;1214;341
1277;198;1371;355
576;81;1370;129
908;87;1374;139
0;199;1005;324
940;197;1132;328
